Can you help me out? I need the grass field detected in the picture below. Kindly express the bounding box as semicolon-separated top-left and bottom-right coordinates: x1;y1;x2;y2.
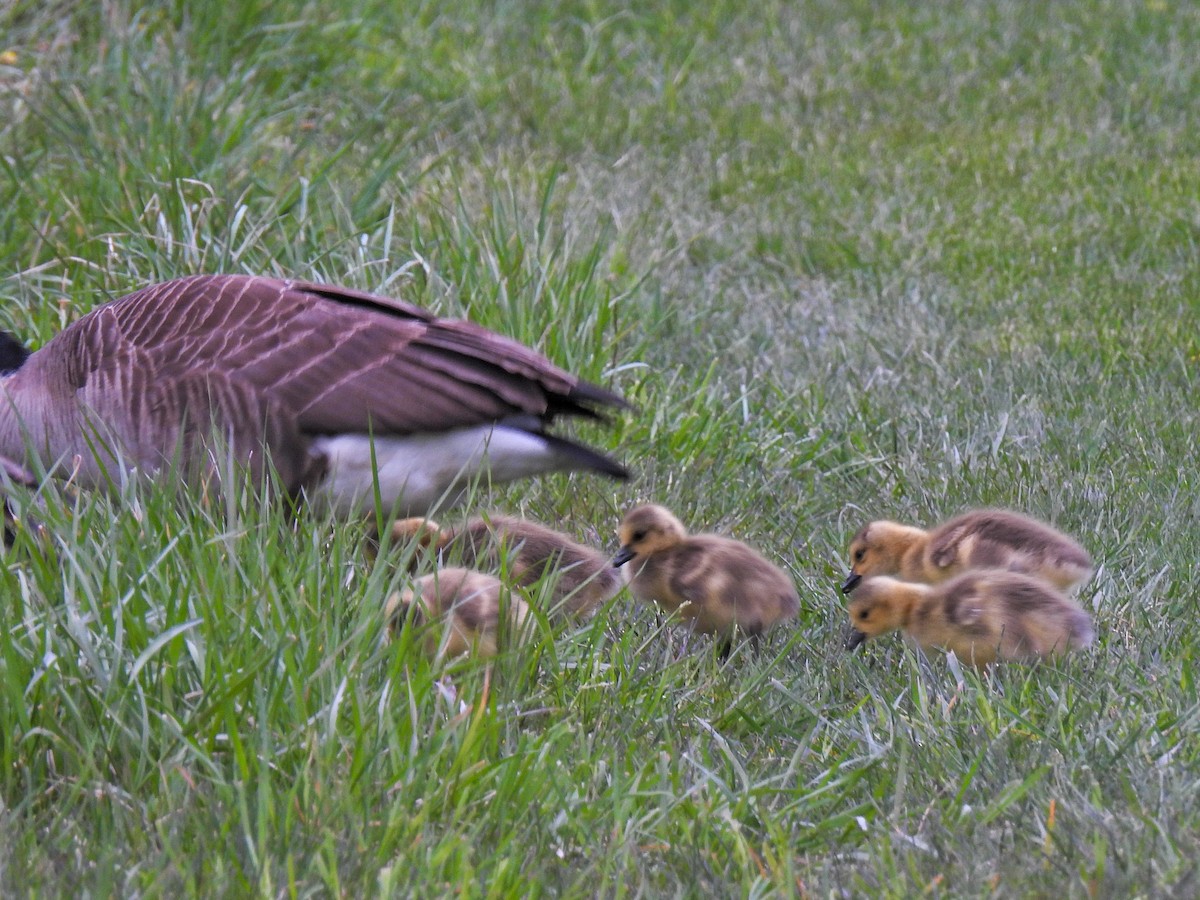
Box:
3;0;1200;895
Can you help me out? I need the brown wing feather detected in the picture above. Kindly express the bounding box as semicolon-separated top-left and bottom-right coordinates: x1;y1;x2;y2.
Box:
67;274;624;437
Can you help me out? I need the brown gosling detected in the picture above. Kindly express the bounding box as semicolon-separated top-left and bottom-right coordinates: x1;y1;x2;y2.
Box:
845;570;1095;667
613;504;800;653
384;567;530;660
842;509;1093;594
375;514;621;618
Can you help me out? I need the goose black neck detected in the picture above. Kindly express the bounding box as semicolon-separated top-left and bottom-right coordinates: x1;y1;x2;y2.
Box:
0;332;30;375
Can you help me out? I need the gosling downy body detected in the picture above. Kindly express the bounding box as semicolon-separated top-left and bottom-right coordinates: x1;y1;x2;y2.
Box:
0;275;628;517
383;514;620;617
613;504;799;649
845;571;1095;667
384;567;529;660
842;509;1092;593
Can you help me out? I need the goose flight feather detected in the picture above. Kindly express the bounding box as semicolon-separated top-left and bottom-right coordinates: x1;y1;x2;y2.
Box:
0;274;629;515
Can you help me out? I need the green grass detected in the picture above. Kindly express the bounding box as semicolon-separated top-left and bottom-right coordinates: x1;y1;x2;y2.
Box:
3;0;1200;894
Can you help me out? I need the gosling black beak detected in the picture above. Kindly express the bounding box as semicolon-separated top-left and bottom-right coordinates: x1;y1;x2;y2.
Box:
612;546;636;568
841;571;862;594
846;629;867;651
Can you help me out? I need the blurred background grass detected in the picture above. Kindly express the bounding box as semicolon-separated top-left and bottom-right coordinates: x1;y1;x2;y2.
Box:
2;0;1199;894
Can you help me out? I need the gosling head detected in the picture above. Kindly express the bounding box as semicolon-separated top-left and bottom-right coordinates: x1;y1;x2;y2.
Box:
389;517;446;549
841;520;921;593
364;516;446;564
844;577;910;650
613;504;688;568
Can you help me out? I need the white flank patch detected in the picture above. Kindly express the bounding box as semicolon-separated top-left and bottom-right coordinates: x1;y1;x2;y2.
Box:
308;425;563;517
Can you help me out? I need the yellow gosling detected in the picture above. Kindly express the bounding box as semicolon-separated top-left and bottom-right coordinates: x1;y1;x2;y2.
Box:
613;504;799;653
842;509;1093;594
384;567;530;660
845;570;1095;667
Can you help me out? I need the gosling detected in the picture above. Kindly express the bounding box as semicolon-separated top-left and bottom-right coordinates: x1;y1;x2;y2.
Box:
613;504;800;653
842;509;1093;594
384;567;530;660
378;514;621;618
845;570;1095;667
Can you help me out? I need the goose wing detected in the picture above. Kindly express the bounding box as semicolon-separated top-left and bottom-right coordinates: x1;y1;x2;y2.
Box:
83;274;626;436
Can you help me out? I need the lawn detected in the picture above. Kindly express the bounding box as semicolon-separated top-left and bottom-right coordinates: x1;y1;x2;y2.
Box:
2;0;1199;895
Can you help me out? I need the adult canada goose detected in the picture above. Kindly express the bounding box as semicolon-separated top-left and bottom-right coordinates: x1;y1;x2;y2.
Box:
844;570;1095;667
378;514;620;618
0;274;629;516
384;567;530;660
613;504;799;654
842;509;1093;594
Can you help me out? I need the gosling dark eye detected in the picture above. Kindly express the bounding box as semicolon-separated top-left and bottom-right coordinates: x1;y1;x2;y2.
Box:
857;610;868;620
853;549;866;562
632;529;647;541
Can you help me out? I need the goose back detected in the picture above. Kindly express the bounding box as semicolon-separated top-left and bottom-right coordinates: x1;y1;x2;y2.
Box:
0;275;628;511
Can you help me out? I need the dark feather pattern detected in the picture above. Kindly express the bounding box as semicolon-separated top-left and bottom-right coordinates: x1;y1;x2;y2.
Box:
99;275;621;433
